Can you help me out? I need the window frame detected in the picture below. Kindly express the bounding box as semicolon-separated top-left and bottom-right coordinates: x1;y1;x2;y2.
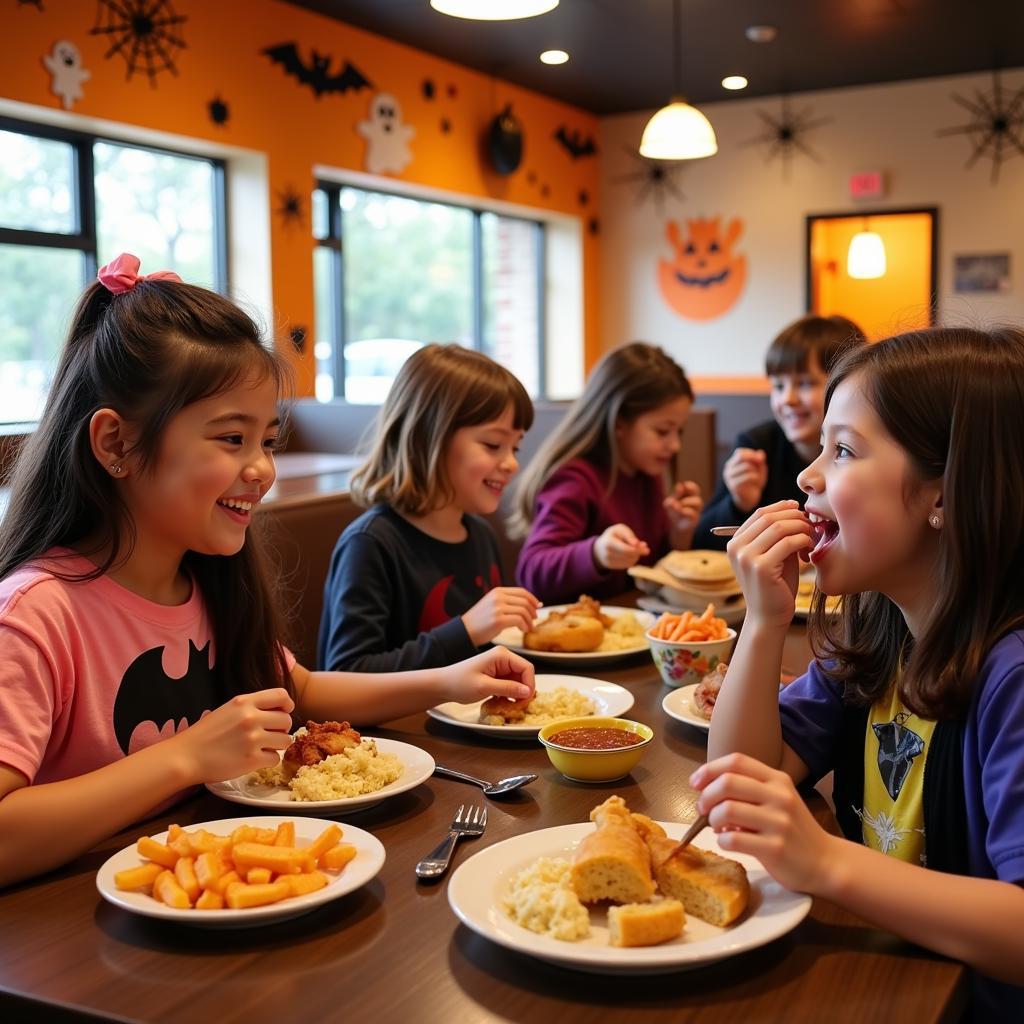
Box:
314;179;547;401
0;113;229;294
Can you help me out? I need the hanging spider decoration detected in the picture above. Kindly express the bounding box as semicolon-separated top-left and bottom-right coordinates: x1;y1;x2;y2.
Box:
275;187;305;229
741;100;831;178
611;147;686;212
90;0;187;86
936;72;1024;183
207;95;229;126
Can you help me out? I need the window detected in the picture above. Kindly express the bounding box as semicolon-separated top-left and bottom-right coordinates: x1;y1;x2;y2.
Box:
313;183;544;403
0;117;226;424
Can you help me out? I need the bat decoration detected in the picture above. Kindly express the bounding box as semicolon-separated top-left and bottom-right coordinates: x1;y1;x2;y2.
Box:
113;641;223;755
554;125;597;159
262;43;371;99
872;715;925;801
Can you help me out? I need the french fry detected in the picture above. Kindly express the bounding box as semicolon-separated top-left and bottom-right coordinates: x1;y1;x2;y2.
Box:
114;862;163;892
246;867;273;885
137;836;179;869
654;605;729;645
174;856;201;903
273;821;296;847
230;825;277;846
194;851;223;891
225;880;291;910
282;870;329;897
195;889;224;910
231;842;314;875
210;869;241;897
153;869;192;909
320;843;357;872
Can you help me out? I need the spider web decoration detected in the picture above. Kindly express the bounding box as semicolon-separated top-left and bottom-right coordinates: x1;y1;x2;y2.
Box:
741;100;831;179
936;72;1024;184
90;0;187;86
611;147;687;212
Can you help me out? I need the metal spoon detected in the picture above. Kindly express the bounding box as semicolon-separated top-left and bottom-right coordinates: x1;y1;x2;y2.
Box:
433;764;537;797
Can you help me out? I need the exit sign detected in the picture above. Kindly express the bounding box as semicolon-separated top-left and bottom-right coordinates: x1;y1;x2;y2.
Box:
849;171;886;200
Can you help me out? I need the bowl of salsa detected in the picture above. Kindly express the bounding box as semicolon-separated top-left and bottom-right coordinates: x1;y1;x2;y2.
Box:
538;717;654;782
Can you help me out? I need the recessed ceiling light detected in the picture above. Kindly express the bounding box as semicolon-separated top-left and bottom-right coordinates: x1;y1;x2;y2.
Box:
745;24;778;43
540;49;569;65
722;75;748;90
431;0;559;19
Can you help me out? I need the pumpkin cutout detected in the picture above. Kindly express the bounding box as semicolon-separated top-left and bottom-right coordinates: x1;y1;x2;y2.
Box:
658;216;747;321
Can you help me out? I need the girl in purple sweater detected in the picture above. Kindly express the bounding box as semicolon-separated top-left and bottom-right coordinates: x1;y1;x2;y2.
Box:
510;342;703;603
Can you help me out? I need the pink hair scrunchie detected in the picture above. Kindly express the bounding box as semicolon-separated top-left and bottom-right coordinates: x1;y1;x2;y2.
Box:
97;252;183;295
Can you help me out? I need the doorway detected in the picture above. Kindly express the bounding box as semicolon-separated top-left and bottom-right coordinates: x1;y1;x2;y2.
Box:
806;208;938;340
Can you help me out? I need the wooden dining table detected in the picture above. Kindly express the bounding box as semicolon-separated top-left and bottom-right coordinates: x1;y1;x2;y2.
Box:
0;627;967;1023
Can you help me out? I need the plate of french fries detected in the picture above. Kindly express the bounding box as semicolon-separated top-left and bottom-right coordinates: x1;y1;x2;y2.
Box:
647;605;731;643
96;816;385;927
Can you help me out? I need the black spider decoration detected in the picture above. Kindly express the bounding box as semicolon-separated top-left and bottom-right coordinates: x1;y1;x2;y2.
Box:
422;78;435;101
936;72;1024;183
289;325;307;353
611;147;686;212
741;99;831;179
578;188;589;207
275;187;305;229
588;216;600;236
90;0;187;86
207;94;229;126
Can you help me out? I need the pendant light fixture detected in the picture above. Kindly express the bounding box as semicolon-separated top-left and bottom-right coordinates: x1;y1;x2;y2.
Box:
430;0;558;20
640;0;717;160
847;219;887;279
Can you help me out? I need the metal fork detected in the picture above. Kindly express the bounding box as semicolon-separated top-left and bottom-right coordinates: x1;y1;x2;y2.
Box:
414;804;487;881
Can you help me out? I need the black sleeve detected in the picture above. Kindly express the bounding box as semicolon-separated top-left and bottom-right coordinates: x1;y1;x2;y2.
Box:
692;431;758;550
317;529;478;674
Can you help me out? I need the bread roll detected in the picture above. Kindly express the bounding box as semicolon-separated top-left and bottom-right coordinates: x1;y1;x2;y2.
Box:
607;899;685;947
647;835;749;927
571;796;655;904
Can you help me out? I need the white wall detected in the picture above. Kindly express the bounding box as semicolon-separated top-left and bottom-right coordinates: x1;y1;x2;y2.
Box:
600;70;1024;377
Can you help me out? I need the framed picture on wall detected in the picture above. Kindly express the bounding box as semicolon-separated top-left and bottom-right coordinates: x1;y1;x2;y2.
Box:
953;253;1010;293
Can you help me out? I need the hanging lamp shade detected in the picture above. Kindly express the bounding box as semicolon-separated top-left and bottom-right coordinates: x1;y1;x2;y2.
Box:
640;99;718;159
430;0;558;19
848;230;887;279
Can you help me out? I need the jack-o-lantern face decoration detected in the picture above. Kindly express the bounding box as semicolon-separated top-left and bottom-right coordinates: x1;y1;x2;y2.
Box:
658;216;747;321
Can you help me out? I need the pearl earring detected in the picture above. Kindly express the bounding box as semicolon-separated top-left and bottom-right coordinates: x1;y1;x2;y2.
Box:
928;512;942;529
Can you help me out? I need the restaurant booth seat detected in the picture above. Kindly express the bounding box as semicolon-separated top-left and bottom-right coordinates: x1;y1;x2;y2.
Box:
258;398;718;667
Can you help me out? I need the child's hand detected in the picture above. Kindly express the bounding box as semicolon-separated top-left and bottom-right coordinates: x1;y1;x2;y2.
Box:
727;500;812;628
664;480;703;548
723;448;768;513
462;587;542;646
593;523;650;570
171;688;295;784
445;646;535;704
690;752;839;895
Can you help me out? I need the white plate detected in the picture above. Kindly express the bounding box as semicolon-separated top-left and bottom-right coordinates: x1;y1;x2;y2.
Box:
96;816;385;927
661;683;711;732
206;738;435;814
427;674;634;738
636;594;746;627
493;606;656;666
448;822;810;973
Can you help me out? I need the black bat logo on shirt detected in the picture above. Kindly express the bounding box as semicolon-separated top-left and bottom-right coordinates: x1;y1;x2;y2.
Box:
872;717;925;801
112;641;222;755
262;43;372;98
554;125;598;159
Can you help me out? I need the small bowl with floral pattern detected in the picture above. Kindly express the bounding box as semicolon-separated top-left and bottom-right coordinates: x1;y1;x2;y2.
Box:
645;628;737;689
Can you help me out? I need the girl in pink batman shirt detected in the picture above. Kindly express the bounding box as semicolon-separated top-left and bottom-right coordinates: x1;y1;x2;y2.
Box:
0;254;533;888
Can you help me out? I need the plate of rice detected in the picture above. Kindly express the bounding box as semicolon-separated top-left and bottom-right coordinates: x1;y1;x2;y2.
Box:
427;674;634;738
206;736;435;814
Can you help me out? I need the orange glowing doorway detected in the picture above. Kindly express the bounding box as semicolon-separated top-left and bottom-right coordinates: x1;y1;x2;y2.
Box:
806;208;938;341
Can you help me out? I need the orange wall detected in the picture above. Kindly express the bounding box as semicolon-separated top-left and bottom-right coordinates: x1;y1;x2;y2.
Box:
811;214;934;340
2;0;601;394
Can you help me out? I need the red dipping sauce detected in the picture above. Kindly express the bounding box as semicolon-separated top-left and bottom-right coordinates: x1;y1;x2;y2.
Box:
547;727;645;750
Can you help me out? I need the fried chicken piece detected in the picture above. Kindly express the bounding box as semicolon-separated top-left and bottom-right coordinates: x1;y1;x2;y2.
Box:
282;720;362;780
566;594;613;628
480;694;532;723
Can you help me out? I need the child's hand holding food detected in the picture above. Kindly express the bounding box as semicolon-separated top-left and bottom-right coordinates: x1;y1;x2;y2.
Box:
446;646;535;705
664;480;703;548
462;586;542;645
593;523;651;571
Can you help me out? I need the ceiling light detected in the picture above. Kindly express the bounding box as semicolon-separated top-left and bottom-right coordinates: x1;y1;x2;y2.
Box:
848;228;887;279
721;75;748;90
430;0;558;20
745;25;778;43
640;0;717;160
540;49;569;65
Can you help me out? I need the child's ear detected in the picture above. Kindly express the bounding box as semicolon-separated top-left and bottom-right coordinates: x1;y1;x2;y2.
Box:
89;408;135;478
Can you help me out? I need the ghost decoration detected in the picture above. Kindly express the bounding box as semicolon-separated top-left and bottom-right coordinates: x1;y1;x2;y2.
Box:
357;92;415;176
42;40;91;110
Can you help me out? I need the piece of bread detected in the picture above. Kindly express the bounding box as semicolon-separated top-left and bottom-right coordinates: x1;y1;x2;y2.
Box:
607;899;685;947
647;835;749;926
524;612;604;653
571;796;655;904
